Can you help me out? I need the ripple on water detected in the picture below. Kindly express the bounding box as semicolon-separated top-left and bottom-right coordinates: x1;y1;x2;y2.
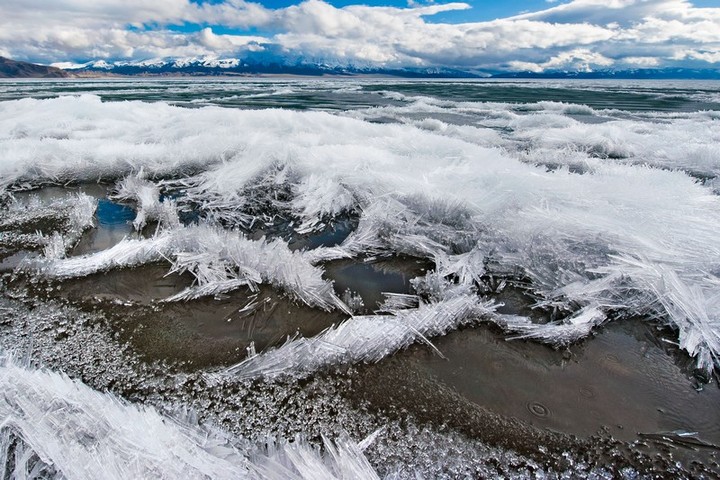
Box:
373;317;720;470
527;402;550;418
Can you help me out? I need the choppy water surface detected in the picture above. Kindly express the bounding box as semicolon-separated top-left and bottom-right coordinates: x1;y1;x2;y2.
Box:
2;78;720;112
1;78;720;479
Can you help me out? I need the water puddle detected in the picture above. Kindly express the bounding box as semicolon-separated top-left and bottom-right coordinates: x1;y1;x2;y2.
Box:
111;285;346;368
410;321;720;443
72;198;137;256
53;265;347;368
8;184;137;256
340;317;720;477
288;217;357;250
323;257;431;312
95;198;136;226
56;264;191;304
348;317;720;470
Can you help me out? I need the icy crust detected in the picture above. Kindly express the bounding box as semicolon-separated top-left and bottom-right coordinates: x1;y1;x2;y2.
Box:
2;96;720;372
28;224;347;312
0;358;380;480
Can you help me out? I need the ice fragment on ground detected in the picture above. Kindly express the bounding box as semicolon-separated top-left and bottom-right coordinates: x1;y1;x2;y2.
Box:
223;295;496;380
505;305;607;346
377;293;420;312
248;432;380;480
341;289;365;314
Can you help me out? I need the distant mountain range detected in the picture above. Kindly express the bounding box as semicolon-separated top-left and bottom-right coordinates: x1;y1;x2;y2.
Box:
0;57;70;78
2;56;720;79
52;57;720;79
53;57;478;78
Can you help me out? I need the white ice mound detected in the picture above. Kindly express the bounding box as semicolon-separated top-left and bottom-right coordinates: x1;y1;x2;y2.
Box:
0;95;239;190
512;113;720;178
349;97;720;179
224;295;497;380
0;358;380;480
30;224;347;312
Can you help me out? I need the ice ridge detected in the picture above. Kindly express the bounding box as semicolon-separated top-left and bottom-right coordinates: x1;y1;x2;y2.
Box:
223;295;497;380
28;224;347;312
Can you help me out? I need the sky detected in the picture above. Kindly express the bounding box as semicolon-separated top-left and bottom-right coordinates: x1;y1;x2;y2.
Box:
0;0;719;72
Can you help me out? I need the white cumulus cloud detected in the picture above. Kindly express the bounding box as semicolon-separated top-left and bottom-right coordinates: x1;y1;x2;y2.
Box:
0;0;719;71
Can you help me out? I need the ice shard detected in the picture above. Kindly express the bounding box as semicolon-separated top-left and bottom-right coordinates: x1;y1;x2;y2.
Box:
0;357;380;480
28;225;347;312
224;295;497;380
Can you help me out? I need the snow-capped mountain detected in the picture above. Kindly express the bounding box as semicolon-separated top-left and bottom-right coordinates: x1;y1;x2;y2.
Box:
53;55;480;78
46;56;720;79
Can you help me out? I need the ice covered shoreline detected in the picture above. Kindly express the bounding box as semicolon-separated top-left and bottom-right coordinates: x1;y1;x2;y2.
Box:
3;93;719;374
1;81;720;477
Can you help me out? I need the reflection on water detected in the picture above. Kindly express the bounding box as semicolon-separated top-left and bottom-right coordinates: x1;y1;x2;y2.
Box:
73;198;136;256
95;199;135;226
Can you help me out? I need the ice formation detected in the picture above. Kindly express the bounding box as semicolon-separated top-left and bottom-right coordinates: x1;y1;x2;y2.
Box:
0;192;96;258
348;95;720;179
114;170;180;231
224;295;497;380
0;357;380;480
247;433;380;480
0;358;249;479
29;224;347;312
3;81;720;478
2;94;720;373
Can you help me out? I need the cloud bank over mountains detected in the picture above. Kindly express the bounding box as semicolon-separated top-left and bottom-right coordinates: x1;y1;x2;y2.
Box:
1;0;719;72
